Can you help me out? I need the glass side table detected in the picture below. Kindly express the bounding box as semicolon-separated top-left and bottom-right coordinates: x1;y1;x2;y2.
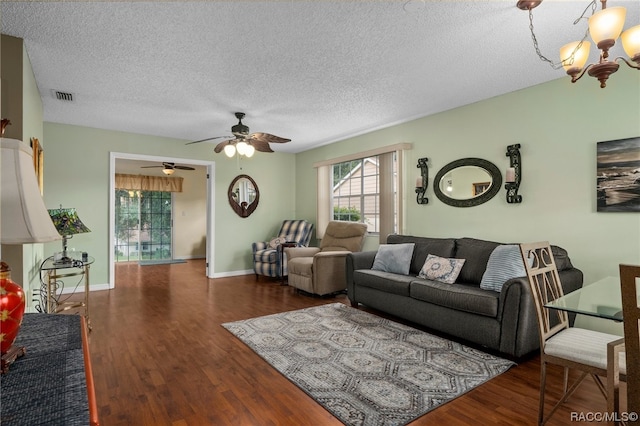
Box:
40;253;95;330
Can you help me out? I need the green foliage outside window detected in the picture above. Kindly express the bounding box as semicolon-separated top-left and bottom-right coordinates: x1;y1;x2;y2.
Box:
333;206;361;222
114;189;172;261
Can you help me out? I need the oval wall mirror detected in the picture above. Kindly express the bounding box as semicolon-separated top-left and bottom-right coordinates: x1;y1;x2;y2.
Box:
228;174;259;217
433;158;502;207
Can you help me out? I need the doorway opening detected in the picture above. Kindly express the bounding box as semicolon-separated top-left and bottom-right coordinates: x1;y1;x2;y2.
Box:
109;152;216;288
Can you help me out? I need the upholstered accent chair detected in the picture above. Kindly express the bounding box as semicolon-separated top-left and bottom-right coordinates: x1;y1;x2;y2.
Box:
286;221;367;296
252;219;314;280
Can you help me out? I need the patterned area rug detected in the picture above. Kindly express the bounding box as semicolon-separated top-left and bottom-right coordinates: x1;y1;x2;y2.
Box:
222;303;515;426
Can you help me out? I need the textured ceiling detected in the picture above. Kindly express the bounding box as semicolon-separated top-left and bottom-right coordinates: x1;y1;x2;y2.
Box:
2;1;639;154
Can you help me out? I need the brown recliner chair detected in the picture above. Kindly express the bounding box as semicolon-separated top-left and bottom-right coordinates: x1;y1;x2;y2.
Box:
285;221;368;296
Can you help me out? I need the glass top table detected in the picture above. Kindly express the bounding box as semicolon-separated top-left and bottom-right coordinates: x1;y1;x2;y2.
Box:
545;276;633;322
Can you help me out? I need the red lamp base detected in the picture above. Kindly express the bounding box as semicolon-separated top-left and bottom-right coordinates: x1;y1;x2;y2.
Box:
1;260;27;374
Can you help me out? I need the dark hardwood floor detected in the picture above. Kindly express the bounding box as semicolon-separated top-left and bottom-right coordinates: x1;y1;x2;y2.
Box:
85;260;609;425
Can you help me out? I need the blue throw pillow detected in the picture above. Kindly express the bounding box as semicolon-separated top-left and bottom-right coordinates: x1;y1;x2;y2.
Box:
372;243;415;275
480;244;528;292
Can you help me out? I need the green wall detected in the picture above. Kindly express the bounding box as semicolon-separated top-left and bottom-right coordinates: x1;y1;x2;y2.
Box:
34;60;640;290
295;66;640;285
0;35;46;311
42;123;297;286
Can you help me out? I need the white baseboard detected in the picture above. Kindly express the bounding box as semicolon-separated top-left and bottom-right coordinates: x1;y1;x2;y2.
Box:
211;269;254;278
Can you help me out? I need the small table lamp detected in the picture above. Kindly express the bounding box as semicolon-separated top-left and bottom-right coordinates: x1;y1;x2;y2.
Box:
1;138;62;372
47;207;91;265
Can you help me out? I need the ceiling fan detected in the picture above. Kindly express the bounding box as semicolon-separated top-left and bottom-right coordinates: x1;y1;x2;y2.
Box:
141;162;195;175
187;112;291;158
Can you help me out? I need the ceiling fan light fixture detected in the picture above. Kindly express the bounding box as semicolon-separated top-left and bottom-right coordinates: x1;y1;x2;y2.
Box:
224;144;236;158
236;141;249;156
244;144;255;158
162;168;175;175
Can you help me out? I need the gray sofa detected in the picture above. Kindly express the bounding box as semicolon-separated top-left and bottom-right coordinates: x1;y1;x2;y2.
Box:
346;235;583;358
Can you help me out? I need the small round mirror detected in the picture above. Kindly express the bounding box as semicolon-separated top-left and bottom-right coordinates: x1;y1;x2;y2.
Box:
434;158;502;207
228;174;259;217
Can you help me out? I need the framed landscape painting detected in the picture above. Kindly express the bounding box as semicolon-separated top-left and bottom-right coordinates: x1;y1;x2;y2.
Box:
597;137;640;212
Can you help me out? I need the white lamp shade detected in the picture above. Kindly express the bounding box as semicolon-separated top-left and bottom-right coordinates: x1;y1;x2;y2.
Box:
1;138;61;244
224;144;236;157
560;41;591;71
588;6;626;45
244;144;255;158
621;24;640;59
236;141;248;156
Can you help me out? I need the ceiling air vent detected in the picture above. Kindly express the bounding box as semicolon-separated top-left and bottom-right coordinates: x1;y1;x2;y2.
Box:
51;90;75;102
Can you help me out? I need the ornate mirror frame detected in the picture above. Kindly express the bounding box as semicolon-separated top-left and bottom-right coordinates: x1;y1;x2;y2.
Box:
228;174;259;218
433;158;502;207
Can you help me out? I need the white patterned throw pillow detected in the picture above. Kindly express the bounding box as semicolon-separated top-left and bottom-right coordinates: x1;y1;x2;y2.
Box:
269;235;292;249
418;254;466;284
480;244;529;292
372;243;415;275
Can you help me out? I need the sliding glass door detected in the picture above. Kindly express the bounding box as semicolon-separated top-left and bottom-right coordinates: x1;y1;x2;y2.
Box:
114;190;173;262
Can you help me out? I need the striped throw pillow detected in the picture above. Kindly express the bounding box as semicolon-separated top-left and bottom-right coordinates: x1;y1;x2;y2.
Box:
480;245;528;292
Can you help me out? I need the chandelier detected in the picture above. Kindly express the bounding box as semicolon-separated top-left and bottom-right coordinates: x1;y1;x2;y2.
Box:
518;0;640;88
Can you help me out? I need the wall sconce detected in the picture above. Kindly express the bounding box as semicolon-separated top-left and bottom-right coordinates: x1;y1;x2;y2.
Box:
505;144;522;204
416;157;429;204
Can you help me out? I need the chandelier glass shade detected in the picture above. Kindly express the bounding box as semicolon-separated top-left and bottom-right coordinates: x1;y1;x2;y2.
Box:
588;6;626;46
560;41;592;74
520;0;640;88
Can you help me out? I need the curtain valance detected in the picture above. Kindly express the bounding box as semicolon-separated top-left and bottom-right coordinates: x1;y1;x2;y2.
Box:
115;173;183;192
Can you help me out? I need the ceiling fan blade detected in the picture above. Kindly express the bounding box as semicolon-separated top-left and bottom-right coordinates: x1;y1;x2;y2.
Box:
251;140;274;153
174;165;195;170
249;132;291;144
186;136;229;145
140;165;163;168
213;139;234;153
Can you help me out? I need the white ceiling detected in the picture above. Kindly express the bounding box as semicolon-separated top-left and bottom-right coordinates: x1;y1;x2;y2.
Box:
2;1;638;154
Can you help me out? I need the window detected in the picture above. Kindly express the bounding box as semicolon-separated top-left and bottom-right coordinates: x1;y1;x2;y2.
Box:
332;156;390;233
114;190;173;262
315;143;409;241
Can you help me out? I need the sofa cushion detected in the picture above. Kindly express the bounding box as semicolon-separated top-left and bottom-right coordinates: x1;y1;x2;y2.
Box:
454;237;502;284
418;254;465;284
386;235;456;275
287;257;313;278
551;245;573;271
353;270;414;297
480;245;528;292
372;243;415;275
410;280;499;318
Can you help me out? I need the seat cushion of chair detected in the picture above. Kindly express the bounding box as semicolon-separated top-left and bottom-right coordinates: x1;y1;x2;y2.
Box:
254;248;278;263
545;327;626;373
288;257;314;278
